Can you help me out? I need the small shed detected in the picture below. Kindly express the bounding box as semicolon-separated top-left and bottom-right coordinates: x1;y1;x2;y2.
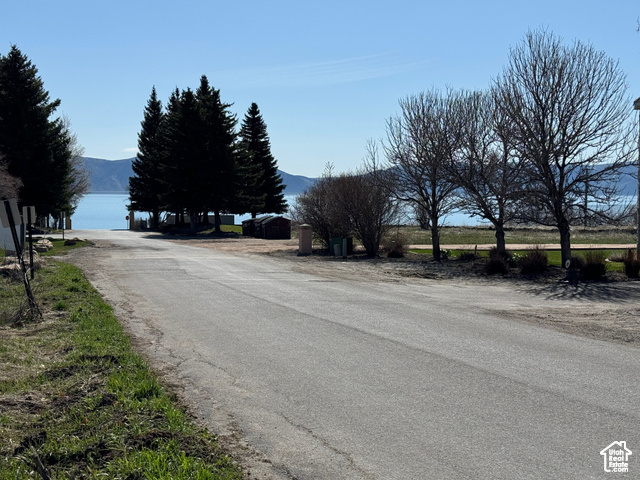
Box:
242;216;268;237
261;216;291;239
243;215;291;239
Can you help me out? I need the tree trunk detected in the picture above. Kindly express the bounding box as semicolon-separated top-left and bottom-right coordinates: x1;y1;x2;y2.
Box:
214;211;222;234
189;212;197;234
431;223;441;262
151;208;160;229
558;218;572;268
495;223;506;256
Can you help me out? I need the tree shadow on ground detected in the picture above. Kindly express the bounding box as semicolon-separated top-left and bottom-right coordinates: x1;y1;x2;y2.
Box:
525;281;640;302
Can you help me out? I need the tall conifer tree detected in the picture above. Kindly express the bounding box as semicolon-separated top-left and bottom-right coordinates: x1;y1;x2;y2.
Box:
196;75;239;232
0;45;80;222
238;103;287;217
158;88;184;221
129;86;165;228
161;88;208;231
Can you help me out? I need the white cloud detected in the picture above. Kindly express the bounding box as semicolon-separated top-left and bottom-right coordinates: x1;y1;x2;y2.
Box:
122;147;138;153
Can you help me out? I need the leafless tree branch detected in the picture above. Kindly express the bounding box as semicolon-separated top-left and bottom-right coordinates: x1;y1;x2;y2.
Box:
493;29;636;265
383;89;459;261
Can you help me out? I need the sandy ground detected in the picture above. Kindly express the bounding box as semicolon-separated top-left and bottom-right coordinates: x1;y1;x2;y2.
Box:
166;236;640;348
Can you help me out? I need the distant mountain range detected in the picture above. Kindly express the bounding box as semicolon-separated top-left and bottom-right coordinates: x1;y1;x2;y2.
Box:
609;165;637;196
82;157;636;197
82;157;316;196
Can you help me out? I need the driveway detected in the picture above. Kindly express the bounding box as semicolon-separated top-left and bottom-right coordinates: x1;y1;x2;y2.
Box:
67;230;639;479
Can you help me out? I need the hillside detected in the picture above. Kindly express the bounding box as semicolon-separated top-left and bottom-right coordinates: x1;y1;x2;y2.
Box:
83;157;135;192
83;157;636;197
83;157;316;195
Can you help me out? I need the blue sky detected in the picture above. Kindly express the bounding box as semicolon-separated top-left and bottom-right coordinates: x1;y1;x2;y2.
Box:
2;1;639;177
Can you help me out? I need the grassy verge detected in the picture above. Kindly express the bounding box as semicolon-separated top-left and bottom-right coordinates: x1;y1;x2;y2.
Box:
190;225;242;235
400;225;637;246
0;254;241;478
35;238;91;257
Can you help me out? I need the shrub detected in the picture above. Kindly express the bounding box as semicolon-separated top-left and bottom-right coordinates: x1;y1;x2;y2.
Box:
569;255;586;271
383;231;408;258
608;252;626;263
580;250;607;280
458;251;477;262
622;249;640;278
508;252;523;268
519;248;548;275
485;247;509;274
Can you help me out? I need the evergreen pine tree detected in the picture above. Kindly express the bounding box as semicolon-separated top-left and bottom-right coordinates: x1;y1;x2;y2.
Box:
0;45;79;222
157;88;186;223
129;86;165;228
238;103;287;217
161;87;209;231
196;75;239;233
235;142;265;218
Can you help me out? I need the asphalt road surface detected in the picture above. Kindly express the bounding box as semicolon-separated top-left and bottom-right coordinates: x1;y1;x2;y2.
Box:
67;230;639;480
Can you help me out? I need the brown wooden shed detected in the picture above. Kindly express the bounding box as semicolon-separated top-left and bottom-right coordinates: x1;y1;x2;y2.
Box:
260;216;291;239
243;215;291;239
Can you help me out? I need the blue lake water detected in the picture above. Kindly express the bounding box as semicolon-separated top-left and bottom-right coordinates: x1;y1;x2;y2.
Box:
71;193;289;230
71;193;138;230
71;193;482;230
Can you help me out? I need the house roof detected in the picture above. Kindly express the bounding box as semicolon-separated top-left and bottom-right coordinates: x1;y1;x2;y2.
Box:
242;215;290;226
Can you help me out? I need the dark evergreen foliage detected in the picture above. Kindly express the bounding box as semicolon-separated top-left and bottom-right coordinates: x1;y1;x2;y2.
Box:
157;88;183;218
238;103;287;217
131;79;286;231
160;88;210;230
195;75;239;232
129;86;165;228
0;45;80;221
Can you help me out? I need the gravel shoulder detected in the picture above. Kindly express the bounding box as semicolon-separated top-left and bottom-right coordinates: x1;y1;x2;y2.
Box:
166;236;640;348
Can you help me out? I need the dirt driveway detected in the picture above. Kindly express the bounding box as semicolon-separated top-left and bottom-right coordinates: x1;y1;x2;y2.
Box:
165;236;640;348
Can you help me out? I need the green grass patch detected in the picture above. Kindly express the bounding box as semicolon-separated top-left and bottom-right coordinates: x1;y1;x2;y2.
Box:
35;237;90;256
0;260;242;479
195;224;243;235
402;225;636;246
220;224;242;234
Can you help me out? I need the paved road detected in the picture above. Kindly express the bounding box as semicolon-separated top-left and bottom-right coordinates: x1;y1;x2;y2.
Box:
67;230;639;480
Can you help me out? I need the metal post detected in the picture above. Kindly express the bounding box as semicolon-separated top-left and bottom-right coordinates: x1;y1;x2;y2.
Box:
634;98;640;256
3;201;40;317
637;108;640;256
27;209;34;280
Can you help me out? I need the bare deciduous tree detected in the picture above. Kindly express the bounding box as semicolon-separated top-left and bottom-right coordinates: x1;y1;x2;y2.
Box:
446;89;524;255
334;146;401;257
493;29;636;266
61;116;90;213
384;89;459;261
293;157;400;257
291;164;350;249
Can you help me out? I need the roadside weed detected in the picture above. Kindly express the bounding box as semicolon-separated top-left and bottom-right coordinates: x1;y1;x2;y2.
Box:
0;259;242;479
